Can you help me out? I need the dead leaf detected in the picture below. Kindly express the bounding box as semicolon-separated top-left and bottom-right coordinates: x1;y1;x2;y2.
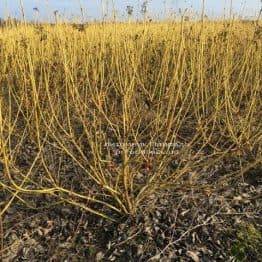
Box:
186;250;200;262
96;251;104;261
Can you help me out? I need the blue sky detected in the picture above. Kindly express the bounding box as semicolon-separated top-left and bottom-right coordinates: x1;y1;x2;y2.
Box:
0;1;260;21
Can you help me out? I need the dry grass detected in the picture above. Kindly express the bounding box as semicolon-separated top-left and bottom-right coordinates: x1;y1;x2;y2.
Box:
0;20;261;220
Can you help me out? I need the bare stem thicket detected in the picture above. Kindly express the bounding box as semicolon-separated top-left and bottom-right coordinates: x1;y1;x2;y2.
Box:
0;21;261;219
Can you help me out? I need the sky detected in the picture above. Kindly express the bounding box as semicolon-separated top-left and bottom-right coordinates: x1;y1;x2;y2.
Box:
0;1;261;22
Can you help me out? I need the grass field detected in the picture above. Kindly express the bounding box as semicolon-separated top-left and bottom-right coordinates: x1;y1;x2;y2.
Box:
0;19;261;260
